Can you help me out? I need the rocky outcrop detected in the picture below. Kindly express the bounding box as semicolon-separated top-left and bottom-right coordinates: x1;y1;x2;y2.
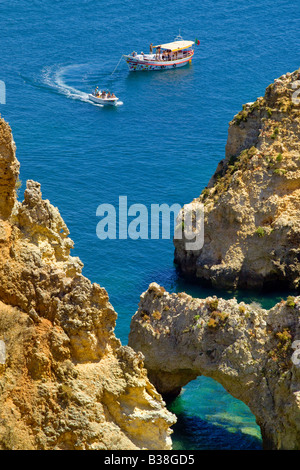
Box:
128;283;300;450
0;117;175;450
0;118;19;220
174;69;300;290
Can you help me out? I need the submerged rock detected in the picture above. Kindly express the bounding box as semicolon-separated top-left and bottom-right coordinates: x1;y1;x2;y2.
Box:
0;117;175;450
128;283;300;450
174;69;300;290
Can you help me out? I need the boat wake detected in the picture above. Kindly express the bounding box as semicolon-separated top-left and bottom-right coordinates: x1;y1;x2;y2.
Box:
39;64;123;107
41;65;106;107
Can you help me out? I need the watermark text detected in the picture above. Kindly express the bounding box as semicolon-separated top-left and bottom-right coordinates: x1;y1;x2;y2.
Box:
96;196;204;251
292;80;300;105
0;340;6;365
0;81;6;104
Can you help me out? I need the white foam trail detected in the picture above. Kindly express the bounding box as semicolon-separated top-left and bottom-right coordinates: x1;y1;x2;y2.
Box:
42;65;104;107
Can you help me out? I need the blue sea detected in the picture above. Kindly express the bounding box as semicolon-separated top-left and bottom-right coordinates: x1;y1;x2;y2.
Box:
1;0;299;450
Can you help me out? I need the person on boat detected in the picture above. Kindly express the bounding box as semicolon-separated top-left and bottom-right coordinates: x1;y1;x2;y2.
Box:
149;43;153;53
101;91;106;98
111;93;116;98
95;86;99;96
107;92;111;98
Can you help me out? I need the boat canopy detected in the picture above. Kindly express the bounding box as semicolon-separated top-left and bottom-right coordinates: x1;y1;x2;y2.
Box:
154;40;194;52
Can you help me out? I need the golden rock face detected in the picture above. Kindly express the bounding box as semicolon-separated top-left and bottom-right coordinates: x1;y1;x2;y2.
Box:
129;282;300;450
174;69;300;290
0;119;19;220
0;117;176;450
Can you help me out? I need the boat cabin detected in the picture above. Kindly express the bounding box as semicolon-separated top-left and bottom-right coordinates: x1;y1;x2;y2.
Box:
153;40;194;61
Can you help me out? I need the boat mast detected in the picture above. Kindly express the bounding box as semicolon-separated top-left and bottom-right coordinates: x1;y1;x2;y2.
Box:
174;29;183;41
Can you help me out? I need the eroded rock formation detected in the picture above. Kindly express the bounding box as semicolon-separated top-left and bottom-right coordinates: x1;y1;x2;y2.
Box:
0;118;19;220
174;69;300;289
128;283;300;450
0;117;175;450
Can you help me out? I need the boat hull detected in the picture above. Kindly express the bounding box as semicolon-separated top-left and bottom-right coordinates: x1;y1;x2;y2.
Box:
124;51;194;71
88;94;119;106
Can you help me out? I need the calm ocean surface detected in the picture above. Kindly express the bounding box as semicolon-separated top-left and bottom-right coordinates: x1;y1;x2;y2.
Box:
1;0;299;450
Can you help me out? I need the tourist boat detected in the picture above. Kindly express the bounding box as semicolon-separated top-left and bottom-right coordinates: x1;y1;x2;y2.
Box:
123;38;195;71
88;89;119;106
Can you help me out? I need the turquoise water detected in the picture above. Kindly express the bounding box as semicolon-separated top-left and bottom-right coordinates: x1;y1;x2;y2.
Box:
169;377;262;450
1;0;299;450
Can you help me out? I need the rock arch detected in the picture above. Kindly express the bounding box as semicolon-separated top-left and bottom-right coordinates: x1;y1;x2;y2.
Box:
128;283;300;450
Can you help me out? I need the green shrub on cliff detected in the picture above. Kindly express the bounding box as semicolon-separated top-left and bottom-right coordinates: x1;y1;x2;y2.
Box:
256;226;266;237
207;298;219;311
286;296;296;308
271;127;279;139
16;178;22;197
201;188;210;201
239;305;246;314
235;110;249;125
207;310;228;329
266;107;273;117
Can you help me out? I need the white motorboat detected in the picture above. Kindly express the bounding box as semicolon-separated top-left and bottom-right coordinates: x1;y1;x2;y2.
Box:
89;89;119;106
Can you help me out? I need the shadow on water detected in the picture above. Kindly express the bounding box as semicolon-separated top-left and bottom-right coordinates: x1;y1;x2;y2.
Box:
173;271;295;310
141;264;293;311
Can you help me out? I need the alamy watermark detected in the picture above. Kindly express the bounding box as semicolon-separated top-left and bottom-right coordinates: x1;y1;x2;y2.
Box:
0;81;6;104
292;340;300;367
0;340;6;365
96;196;204;251
292;80;300;105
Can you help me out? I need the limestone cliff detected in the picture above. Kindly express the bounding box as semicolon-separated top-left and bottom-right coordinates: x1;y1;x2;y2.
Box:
0;119;19;220
128;283;300;450
174;69;300;289
0;117;175;450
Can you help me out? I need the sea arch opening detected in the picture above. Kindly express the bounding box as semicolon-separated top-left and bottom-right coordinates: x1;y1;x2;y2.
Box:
166;376;262;450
